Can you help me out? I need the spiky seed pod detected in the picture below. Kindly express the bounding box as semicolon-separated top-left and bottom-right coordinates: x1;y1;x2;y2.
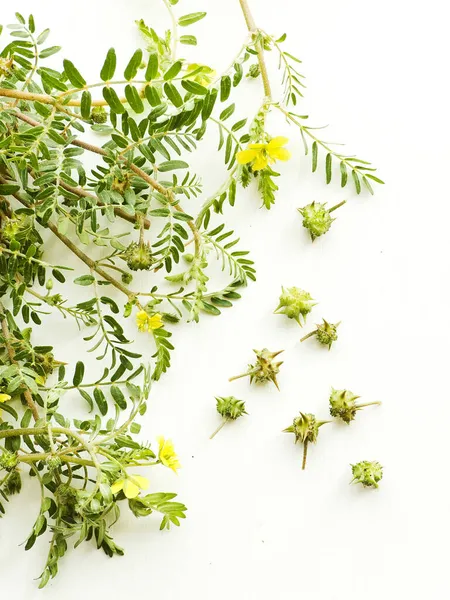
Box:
0;450;18;472
301;319;340;350
90;106;108;123
329;388;381;424
210;396;248;439
297;200;346;241
1;214;33;243
229;348;284;390
36;351;56;376
316;319;339;348
298;202;333;240
216;396;247;420
351;461;383;488
274;286;316;326
123;241;154;271
283;412;330;469
46;455;62;471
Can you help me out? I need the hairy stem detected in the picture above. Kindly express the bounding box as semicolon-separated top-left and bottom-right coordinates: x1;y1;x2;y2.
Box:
238;0;272;99
302;441;308;470
0;302;40;421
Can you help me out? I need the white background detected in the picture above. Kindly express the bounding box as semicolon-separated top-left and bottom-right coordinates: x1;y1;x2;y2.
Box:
1;0;450;598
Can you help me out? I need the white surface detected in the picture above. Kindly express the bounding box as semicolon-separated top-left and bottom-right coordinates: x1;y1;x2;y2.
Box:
1;0;450;598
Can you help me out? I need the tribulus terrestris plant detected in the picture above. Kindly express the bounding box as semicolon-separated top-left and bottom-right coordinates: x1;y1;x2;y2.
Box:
0;0;382;587
329;388;381;424
274;286;315;326
210;395;247;439
300;318;341;350
229;348;284;390
283;411;330;470
351;460;383;489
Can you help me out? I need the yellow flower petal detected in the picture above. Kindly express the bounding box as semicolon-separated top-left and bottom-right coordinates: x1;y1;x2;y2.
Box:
248;143;267;149
268;147;291;161
236;149;258;165
252;154;269;171
136;310;150;332
129;475;149;490
267;136;289;149
158;437;181;472
0;393;11;403
110;479;125;495
148;314;163;331
123;479;140;499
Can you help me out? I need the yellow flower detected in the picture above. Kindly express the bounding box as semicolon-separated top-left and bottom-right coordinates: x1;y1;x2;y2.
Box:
158;436;181;473
110;474;149;499
0;393;11;415
236;136;291;171
136;310;163;332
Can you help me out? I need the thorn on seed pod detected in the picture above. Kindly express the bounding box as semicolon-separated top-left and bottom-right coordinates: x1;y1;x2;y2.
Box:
283;412;330;469
90;106;108;124
300;318;340;350
210;396;247;439
329;388;381;424
297;200;346;241
229;348;284;390
351;460;383;488
123;241;154;271
274;286;316;326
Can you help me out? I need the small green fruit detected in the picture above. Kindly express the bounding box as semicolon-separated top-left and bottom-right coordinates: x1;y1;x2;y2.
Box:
298;200;346;241
229;348;284;390
274;286;316;326
216;396;247;420
329;388;381;423
351;460;383;488
283;412;330;469
90;106;108;124
123;242;154;271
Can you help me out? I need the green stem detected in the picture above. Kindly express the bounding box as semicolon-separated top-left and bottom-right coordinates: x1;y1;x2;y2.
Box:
0;245;73;271
355;401;382;409
195;168;238;229
0;302;40;421
229;367;258;382
209;419;228;440
329;200;346;213
162;0;179;59
302;441;308;470
300;329;317;343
